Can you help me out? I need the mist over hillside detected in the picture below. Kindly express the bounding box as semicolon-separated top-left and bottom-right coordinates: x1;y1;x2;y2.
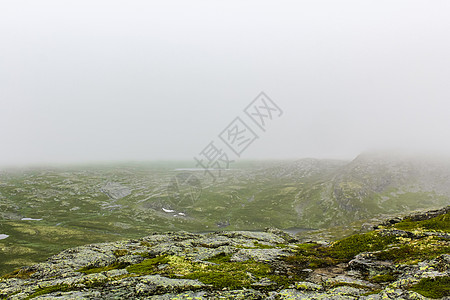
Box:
1;152;449;274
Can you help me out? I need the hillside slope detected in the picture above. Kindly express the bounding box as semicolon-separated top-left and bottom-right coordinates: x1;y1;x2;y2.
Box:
293;152;450;228
1;154;450;275
1;206;449;299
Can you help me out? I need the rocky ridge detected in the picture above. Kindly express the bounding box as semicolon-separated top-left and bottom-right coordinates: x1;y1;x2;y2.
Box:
0;206;449;299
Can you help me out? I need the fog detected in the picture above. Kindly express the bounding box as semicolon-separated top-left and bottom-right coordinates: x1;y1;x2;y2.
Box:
1;0;449;166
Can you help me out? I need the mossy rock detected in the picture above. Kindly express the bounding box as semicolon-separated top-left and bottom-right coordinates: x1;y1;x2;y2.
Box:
369;273;397;283
394;211;450;232
409;276;450;298
328;231;398;260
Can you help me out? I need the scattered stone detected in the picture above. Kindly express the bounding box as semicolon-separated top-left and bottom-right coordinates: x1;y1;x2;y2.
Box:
1;206;449;299
295;281;323;291
100;182;131;200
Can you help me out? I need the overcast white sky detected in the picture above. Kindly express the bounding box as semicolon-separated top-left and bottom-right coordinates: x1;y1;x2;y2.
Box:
1;0;449;166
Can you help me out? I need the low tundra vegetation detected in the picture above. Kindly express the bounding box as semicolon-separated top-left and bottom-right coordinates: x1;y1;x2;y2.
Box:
409;276;450;299
393;211;450;232
126;253;303;289
284;231;398;270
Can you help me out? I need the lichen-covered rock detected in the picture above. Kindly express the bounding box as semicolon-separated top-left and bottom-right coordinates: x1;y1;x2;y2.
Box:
270;288;358;299
116;254;144;265
219;230;285;244
1;207;449;299
231;248;289;262
326;275;375;289
348;252;394;274
295;281;323;291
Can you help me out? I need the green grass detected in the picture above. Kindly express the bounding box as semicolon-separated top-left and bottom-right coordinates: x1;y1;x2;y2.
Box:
374;238;450;264
126;255;170;274
1;161;449;277
328;231;398;260
394;212;450;232
409;276;450;298
0;220;125;275
379;191;442;212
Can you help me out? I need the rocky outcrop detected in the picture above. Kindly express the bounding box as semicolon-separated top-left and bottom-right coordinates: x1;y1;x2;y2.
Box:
377;206;450;228
100;182;131;200
1;207;449;299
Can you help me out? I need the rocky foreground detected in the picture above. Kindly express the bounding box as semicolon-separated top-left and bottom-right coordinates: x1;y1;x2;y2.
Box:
1;207;449;299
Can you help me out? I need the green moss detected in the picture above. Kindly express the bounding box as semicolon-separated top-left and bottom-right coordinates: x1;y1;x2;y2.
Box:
253;242;275;249
24;284;73;299
328;282;371;290
24;279;107;299
295;243;319;251
284;232;399;272
207;253;232;264
3;162;446;276
140;241;152;247
191;256;303;289
374;238;450;263
183;269;250;289
197;243;214;249
329;231;397;260
126;254;299;290
284;243;338;271
267;273;305;289
113;249;129;257
1;268;35;279
235;241;276;249
409;276;450;298
369;273;397;283
394;212;450;232
78;261;130;274
136;251;154;258
183;259;272;289
126;255;170;274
